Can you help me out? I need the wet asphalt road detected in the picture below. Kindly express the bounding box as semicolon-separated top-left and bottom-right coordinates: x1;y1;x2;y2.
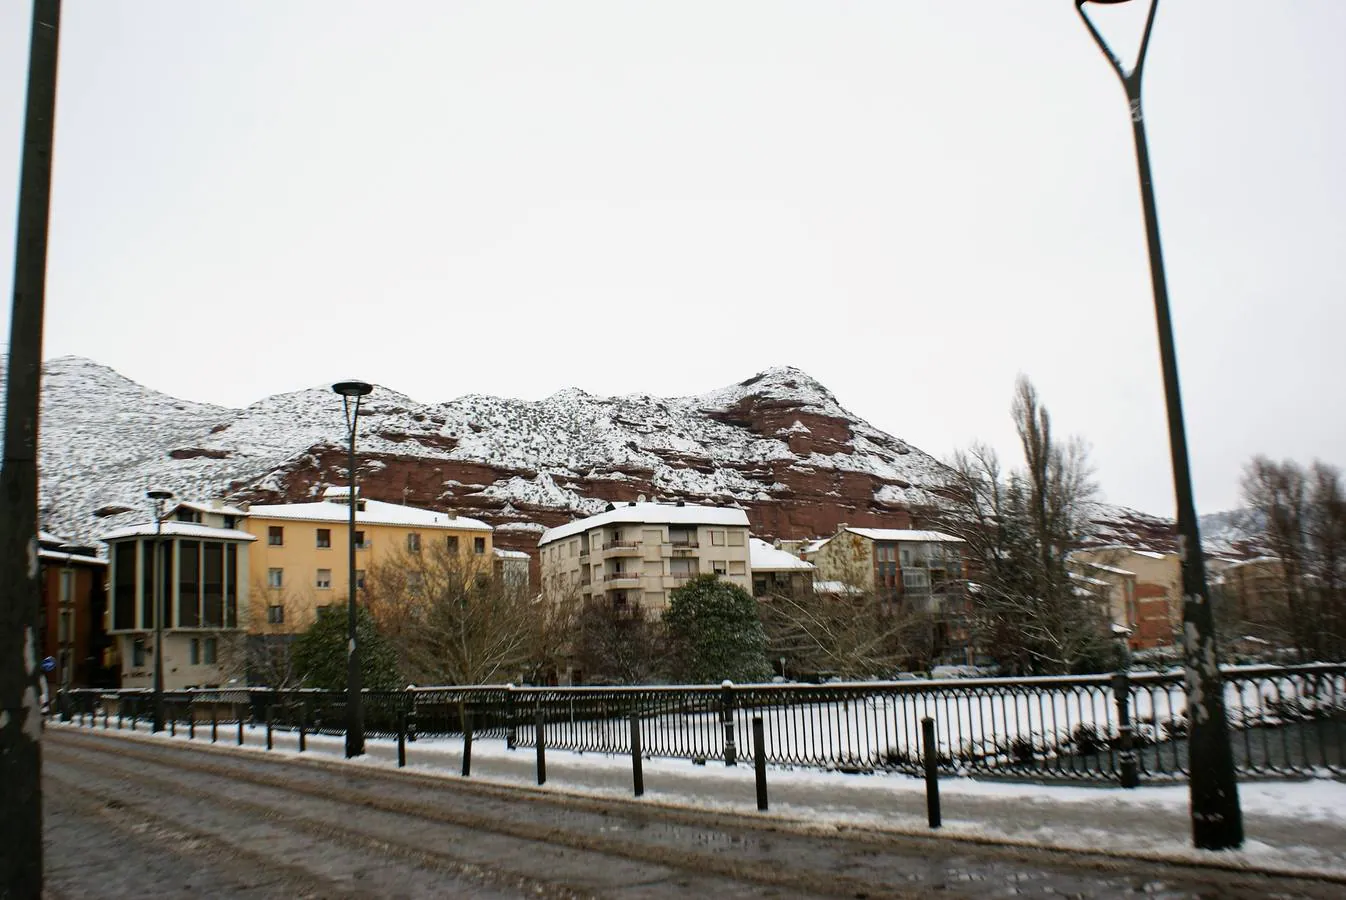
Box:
40;729;1346;899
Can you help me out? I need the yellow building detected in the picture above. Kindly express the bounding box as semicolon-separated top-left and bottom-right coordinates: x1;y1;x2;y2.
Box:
241;488;494;633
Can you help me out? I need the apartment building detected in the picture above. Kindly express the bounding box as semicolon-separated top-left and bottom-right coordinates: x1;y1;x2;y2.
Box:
102;516;256;689
39;531;111;689
538;501;752;611
1071;547;1180;649
242;488;494;633
805;526;965;608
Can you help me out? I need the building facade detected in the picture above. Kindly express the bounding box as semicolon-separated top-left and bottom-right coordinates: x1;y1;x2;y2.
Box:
749;538;816;598
805;526;965;609
539;502;752;612
38;531;111;689
1071;547;1181;650
241;488;495;635
102;518;256;689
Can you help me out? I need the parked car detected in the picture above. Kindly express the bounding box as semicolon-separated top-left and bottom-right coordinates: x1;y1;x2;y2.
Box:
929;665;990;680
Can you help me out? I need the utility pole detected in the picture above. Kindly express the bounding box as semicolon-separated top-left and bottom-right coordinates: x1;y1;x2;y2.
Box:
1;1;62;896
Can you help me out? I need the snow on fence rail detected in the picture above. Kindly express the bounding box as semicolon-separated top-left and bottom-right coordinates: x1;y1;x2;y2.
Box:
59;663;1345;783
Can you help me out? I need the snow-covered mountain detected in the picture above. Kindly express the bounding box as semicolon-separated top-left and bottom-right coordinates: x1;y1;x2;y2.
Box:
5;357;955;551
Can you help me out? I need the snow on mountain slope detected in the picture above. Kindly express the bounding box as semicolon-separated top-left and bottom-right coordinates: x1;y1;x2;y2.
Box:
4;357;1196;557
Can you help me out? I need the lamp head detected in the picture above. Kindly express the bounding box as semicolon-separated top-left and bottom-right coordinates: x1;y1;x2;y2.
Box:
332;379;373;398
146;488;174;502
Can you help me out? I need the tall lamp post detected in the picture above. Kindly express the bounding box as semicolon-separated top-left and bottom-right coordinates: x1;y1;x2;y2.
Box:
1075;0;1242;850
1;2;61;895
333;379;373;758
148;488;174;732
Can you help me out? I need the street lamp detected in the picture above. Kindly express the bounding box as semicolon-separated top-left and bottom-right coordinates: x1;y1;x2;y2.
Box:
1075;0;1243;850
333;378;373;758
147;488;174;733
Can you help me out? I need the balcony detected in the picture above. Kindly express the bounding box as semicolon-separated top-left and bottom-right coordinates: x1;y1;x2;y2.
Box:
668;540;699;555
603;572;641;586
602;540;641;557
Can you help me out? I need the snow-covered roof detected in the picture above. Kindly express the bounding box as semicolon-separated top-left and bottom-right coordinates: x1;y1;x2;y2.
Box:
245;498;491;532
173;499;249;517
1074;560;1137;577
493;548;530;560
1069;572;1113;588
39;548;106;566
801;537;832;554
813;580;863;595
539;502;750;547
749;538;815;572
101;521;258;542
843;527;964;544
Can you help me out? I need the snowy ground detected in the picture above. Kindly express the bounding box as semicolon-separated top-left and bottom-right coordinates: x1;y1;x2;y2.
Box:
50;719;1346;881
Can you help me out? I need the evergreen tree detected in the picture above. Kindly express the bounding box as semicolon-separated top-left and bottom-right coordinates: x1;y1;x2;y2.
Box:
291;605;401;691
663;575;771;683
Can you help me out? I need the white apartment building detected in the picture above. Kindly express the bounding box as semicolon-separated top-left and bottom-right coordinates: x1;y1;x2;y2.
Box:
538;501;752;611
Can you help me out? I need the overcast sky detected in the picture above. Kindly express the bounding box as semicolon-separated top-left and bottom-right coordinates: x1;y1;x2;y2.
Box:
3;1;1343;517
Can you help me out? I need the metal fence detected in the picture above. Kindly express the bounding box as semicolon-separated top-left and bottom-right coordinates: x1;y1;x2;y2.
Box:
57;662;1345;784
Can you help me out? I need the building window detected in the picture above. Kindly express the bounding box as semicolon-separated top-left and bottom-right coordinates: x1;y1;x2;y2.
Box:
446;535;459;554
354;530;367;550
569;541;577;557
728;560;746;576
474;537;486;554
132;638;146;668
268;526;284;546
189;638;200;665
222;515;237;529
316;569;332;589
408;571;424;589
59;569;74;604
203;637;217;665
316;528;332;548
355;570;365;590
58;610;73;644
712;560;728;576
903;570;931;593
268;568;283;589
408;533;421;553
267;605;285;624
727;531;744;547
710;531;725;546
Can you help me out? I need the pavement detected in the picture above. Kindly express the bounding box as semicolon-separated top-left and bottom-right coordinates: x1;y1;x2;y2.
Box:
46;718;1346;884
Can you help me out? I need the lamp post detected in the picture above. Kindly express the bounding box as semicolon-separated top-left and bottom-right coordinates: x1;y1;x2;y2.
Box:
1075;0;1242;850
148;488;174;732
1;2;61;895
333;379;373;758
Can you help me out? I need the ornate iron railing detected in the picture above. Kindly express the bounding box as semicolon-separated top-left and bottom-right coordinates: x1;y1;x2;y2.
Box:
56;663;1345;783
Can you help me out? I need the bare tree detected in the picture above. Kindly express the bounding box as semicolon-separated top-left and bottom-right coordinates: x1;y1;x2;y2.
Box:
570;598;665;685
935;377;1112;674
758;585;941;679
363;543;556;685
1241;457;1346;660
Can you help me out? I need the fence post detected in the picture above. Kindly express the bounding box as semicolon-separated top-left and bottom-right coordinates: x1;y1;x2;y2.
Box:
462;710;473;778
129;701;137;731
720;681;737;767
170;707;176;738
753;716;768;812
104;704;110;730
922;716;941;829
398;710;407;768
266;706;274;751
506;684;517;750
1112;672;1140;789
237;708;245;746
117;704;123;730
407;691;418;743
299;704;307;753
536;707;547;785
211;706;218;743
630;715;644;797
188;707;195;740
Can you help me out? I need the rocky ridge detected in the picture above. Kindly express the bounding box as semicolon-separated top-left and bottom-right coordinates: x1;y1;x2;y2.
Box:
1;356;1240;560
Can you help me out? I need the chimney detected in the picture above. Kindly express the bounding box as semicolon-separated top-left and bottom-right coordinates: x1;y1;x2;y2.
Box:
837;523;849;535
675;499;685;507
